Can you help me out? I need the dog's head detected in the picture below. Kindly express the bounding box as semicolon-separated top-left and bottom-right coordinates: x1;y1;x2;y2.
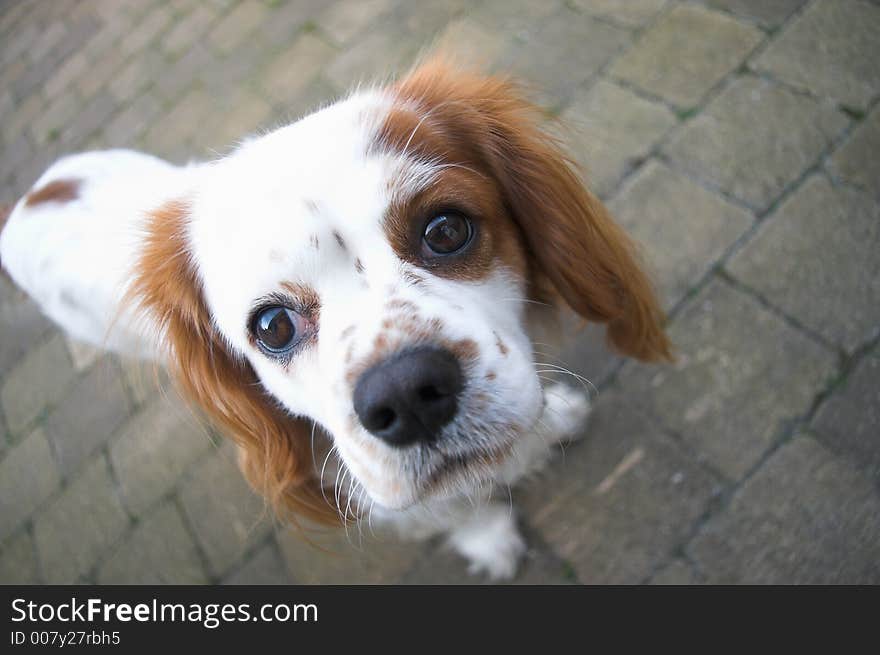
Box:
129;58;671;522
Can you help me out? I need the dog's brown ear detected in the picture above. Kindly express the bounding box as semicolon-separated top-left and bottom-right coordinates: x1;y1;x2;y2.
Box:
490;122;672;362
394;58;671;361
127;199;337;524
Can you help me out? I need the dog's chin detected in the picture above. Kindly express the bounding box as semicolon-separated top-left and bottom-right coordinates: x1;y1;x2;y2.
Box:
362;439;518;512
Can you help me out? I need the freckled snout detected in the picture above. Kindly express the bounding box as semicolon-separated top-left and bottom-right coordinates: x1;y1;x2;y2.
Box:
353;346;463;448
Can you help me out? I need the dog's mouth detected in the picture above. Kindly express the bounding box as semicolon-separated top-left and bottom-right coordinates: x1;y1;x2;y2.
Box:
418;441;516;501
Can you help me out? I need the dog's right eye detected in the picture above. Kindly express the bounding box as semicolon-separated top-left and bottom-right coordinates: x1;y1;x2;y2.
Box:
252;306;301;353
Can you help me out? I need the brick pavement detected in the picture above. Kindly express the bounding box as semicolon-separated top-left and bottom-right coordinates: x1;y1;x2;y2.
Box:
1;0;878;584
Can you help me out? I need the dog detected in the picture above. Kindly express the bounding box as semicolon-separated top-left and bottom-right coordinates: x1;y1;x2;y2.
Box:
0;58;671;579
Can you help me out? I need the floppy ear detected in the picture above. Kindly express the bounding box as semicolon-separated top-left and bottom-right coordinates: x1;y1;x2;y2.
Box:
127;199;337;525
491;114;671;362
395;59;672;362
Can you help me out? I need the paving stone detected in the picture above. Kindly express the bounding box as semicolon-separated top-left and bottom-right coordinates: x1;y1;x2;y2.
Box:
571;0;669;28
64;337;102;372
468;0;560;36
162;4;219;58
705;0;806;27
259;0;329;48
143;88;216;156
34;455;130;583
199;38;276;93
259;33;336;106
317;0;395;46
559;80;676;198
0;428;60;541
753;0;880;110
26;21;67;65
180;446;272;577
111;394;213;516
325;27;423;92
224;540;292;584
43;51;89;99
207;0;268;54
153;42;216;102
608;161;753;309
76;46;128;101
325;0;464;91
664;76;849;210
119;4;173;58
429;16;508;68
59;92;119;147
103;91;164;146
2;92;44;145
726;176;880;351
277;523;420;584
44;357;132;477
812;348;880;480
195;90;273;154
649;558;702;584
97;502;208;584
688;435;880;583
828;106;880;191
1;333;76;436
610;4;763;109
549;318;622;393
30;89;81;145
618;279;837;480
0;530;41;584
495;6;630;109
520;392;720;584
0;295;54;379
119;357;168;406
109;50;165;103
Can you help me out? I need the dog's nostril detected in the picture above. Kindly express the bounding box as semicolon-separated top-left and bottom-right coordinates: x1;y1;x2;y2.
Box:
417;385;444;403
371;407;396;430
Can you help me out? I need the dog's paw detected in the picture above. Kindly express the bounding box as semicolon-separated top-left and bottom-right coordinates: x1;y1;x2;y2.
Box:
542;382;591;443
448;506;526;580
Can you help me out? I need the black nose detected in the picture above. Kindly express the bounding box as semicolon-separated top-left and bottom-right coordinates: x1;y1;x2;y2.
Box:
353;346;463;447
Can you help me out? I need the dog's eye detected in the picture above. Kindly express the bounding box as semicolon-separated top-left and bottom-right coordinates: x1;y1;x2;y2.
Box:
253;306;300;353
422;213;472;255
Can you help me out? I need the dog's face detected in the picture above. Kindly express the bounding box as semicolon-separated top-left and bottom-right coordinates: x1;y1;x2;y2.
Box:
131;59;671;521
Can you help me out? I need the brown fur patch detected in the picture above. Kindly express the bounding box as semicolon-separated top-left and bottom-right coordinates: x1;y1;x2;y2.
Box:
24;178;81;207
377;57;671;362
494;332;509;356
125;199;337;526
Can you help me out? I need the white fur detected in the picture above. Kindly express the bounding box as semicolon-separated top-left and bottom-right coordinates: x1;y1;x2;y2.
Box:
0;89;592;580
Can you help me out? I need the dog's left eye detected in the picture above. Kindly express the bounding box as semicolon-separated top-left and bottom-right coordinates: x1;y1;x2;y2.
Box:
422;212;472;255
252;306;301;353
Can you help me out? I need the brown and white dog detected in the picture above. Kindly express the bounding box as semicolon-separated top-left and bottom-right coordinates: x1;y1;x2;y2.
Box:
0;58;670;578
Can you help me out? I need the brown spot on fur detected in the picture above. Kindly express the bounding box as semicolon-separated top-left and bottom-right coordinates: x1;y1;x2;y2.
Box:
485;371;496;381
25;178;81;207
376;57;671;362
333;230;347;251
449;338;478;363
125;198;336;527
494;332;509;356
